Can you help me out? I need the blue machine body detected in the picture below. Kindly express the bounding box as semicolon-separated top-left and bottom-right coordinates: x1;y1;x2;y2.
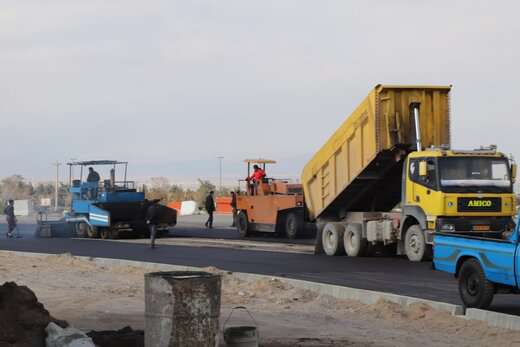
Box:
70;193;147;227
433;215;520;290
65;160;176;235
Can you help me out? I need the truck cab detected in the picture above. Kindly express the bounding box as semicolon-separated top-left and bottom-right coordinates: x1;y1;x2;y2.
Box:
401;147;516;261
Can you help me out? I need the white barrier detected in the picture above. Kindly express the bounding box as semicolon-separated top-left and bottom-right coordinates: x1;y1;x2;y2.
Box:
179;200;198;216
14;200;33;216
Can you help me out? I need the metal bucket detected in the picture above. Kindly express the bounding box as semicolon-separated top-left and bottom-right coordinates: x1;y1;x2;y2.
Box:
223;306;259;347
145;271;221;347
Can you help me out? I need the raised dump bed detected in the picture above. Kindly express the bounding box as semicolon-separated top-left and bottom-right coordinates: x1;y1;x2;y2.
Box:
302;85;451;221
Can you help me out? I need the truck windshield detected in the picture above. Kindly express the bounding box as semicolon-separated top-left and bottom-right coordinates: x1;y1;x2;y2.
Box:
439;157;512;193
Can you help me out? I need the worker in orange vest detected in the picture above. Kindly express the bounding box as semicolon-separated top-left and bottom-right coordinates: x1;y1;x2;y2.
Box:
246;165;266;195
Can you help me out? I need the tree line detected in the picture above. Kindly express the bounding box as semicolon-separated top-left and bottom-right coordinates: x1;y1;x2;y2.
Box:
0;175;233;210
143;177;233;206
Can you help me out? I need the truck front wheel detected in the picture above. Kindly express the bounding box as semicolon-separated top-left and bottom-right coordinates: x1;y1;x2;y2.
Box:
404;225;431;262
322;223;345;256
458;259;495;309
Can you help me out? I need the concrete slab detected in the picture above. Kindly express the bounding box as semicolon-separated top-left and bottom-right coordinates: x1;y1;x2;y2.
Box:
465;308;520;331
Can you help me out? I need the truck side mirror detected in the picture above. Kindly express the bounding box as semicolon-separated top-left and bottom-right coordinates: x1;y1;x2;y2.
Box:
419;161;427;177
512;164;517;183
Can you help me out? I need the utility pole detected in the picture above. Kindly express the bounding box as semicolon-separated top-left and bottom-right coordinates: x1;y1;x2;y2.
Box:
52;161;61;211
217;156;224;194
69;158;77;179
68;158;77;187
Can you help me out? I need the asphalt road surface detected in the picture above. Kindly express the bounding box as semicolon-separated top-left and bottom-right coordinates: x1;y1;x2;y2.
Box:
1;214;520;316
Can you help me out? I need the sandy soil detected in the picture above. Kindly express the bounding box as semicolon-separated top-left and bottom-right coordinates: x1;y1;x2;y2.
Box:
1;252;520;347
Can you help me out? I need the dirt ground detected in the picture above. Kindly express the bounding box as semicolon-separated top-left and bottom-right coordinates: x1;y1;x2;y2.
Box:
2;252;520;347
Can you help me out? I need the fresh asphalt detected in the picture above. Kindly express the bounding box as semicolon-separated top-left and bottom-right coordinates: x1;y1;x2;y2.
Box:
1;214;520;316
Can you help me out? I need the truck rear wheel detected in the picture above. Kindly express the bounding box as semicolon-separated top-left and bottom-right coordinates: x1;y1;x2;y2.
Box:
285;211;303;239
458;258;495;309
322;222;345;256
404;225;430;262
343;224;367;257
237;211;250;237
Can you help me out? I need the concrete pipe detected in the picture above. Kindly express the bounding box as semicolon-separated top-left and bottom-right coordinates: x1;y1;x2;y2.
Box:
145;271;222;347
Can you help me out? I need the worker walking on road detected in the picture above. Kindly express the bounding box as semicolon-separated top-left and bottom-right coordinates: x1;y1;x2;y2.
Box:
230;191;237;227
4;200;16;238
146;203;160;249
205;191;215;229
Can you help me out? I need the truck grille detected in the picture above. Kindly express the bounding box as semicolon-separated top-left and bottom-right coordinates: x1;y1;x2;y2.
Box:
457;197;501;212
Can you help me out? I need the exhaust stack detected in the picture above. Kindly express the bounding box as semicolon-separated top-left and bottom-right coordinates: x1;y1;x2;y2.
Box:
411;103;422;151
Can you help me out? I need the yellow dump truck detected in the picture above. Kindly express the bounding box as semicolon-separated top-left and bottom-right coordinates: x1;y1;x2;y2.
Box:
302;85;516;261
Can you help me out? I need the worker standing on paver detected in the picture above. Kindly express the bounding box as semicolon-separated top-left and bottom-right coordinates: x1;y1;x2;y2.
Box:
246;165;266;195
4;200;16;238
146;203;160;249
87;167;100;183
230;191;237;227
86;167;101;199
204;191;215;229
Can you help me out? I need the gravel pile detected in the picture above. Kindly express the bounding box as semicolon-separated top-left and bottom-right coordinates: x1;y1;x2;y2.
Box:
0;282;67;347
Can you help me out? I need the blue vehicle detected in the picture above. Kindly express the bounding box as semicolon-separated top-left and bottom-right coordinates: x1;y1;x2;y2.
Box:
433;217;519;309
65;160;177;239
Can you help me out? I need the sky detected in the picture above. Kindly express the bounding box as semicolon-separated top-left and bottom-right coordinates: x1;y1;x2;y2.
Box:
2;0;520;186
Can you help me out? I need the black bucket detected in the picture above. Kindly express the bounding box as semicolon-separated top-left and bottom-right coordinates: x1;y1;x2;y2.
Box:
223;306;259;347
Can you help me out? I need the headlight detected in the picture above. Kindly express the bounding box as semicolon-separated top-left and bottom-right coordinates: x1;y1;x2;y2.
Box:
441;224;455;231
447;202;454;208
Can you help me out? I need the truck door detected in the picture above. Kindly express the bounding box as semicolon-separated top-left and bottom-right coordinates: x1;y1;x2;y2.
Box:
407;157;438;207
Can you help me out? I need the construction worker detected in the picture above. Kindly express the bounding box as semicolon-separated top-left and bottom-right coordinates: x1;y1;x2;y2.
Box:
86;167;100;199
230;191;237;227
4;200;16;238
204;191;215;229
146;203;160;249
87;167;100;182
246;165;266;195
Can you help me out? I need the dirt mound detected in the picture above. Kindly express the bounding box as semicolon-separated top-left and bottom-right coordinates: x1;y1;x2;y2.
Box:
0;282;67;347
87;327;144;347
